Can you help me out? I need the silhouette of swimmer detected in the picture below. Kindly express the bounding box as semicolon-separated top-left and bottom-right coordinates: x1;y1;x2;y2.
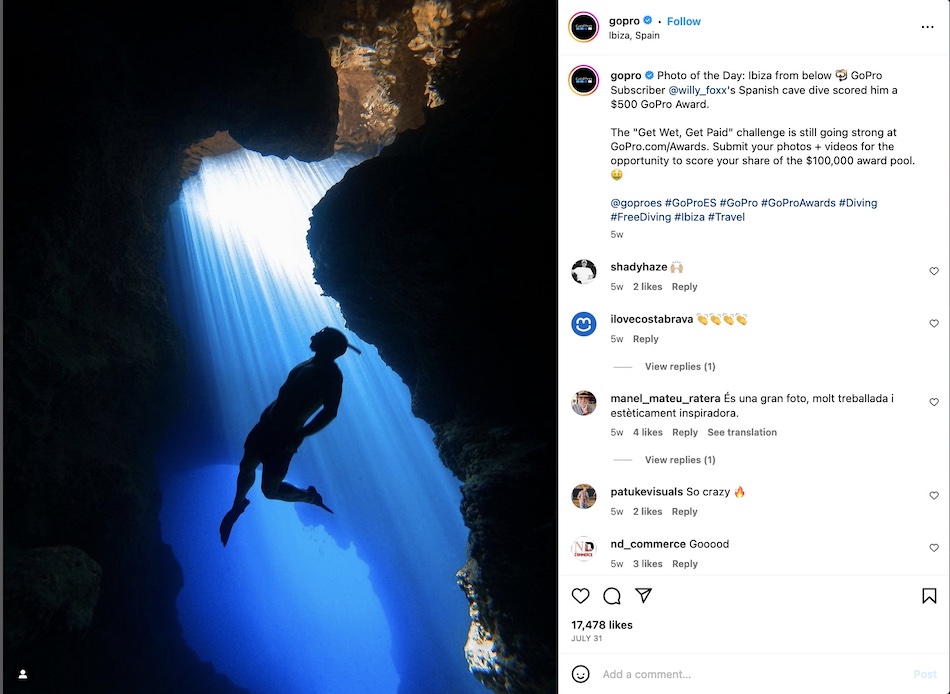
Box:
219;327;361;546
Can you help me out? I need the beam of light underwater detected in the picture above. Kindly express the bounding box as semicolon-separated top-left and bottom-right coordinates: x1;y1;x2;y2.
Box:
158;149;485;694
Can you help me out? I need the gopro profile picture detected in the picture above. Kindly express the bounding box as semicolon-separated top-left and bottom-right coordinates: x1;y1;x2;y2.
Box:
569;12;599;42
569;65;598;95
572;536;597;561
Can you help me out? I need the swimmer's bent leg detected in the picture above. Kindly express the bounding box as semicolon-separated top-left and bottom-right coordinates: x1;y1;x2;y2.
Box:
261;473;334;513
261;473;314;502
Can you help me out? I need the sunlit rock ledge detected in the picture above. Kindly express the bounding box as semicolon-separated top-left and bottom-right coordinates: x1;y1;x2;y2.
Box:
294;0;510;151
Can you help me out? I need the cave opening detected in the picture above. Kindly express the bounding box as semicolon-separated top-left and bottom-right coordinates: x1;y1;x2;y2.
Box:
156;147;484;694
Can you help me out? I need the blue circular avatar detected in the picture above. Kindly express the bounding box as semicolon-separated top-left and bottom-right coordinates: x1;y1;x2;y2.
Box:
572;312;597;336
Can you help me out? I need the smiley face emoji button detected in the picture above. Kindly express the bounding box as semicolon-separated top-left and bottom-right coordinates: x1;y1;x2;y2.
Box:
571;665;591;683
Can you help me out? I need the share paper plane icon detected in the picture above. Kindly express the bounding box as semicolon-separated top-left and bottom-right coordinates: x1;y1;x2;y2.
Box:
635;588;653;603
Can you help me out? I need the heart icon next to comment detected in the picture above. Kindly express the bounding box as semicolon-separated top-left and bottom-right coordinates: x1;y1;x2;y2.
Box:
572;588;590;604
930;544;939;552
930;267;939;275
931;491;940;499
931;319;939;327
930;398;939;406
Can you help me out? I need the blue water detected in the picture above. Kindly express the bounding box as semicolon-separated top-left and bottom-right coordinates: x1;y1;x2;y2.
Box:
157;149;484;694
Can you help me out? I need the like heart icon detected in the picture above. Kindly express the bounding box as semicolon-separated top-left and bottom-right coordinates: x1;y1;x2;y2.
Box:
932;491;940;499
930;544;939;552
572;588;590;604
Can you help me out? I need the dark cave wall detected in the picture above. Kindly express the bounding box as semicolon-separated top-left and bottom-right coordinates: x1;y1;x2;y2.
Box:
4;2;334;692
4;0;554;692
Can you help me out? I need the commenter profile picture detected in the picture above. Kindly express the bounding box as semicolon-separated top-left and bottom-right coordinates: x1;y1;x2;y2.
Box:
572;390;596;415
573;484;597;509
571;312;596;336
572;536;596;561
569;65;598;95
572;259;596;284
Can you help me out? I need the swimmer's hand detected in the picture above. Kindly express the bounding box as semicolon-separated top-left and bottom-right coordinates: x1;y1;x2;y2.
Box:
286;432;306;454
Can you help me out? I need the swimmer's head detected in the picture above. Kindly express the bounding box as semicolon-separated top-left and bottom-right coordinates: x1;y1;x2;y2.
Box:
311;327;362;359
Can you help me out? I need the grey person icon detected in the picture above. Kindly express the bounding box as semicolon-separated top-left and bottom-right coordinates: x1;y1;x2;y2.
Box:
572;390;596;415
572;259;596;284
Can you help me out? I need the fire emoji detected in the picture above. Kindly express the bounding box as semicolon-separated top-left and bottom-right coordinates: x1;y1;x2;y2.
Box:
735;486;745;498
